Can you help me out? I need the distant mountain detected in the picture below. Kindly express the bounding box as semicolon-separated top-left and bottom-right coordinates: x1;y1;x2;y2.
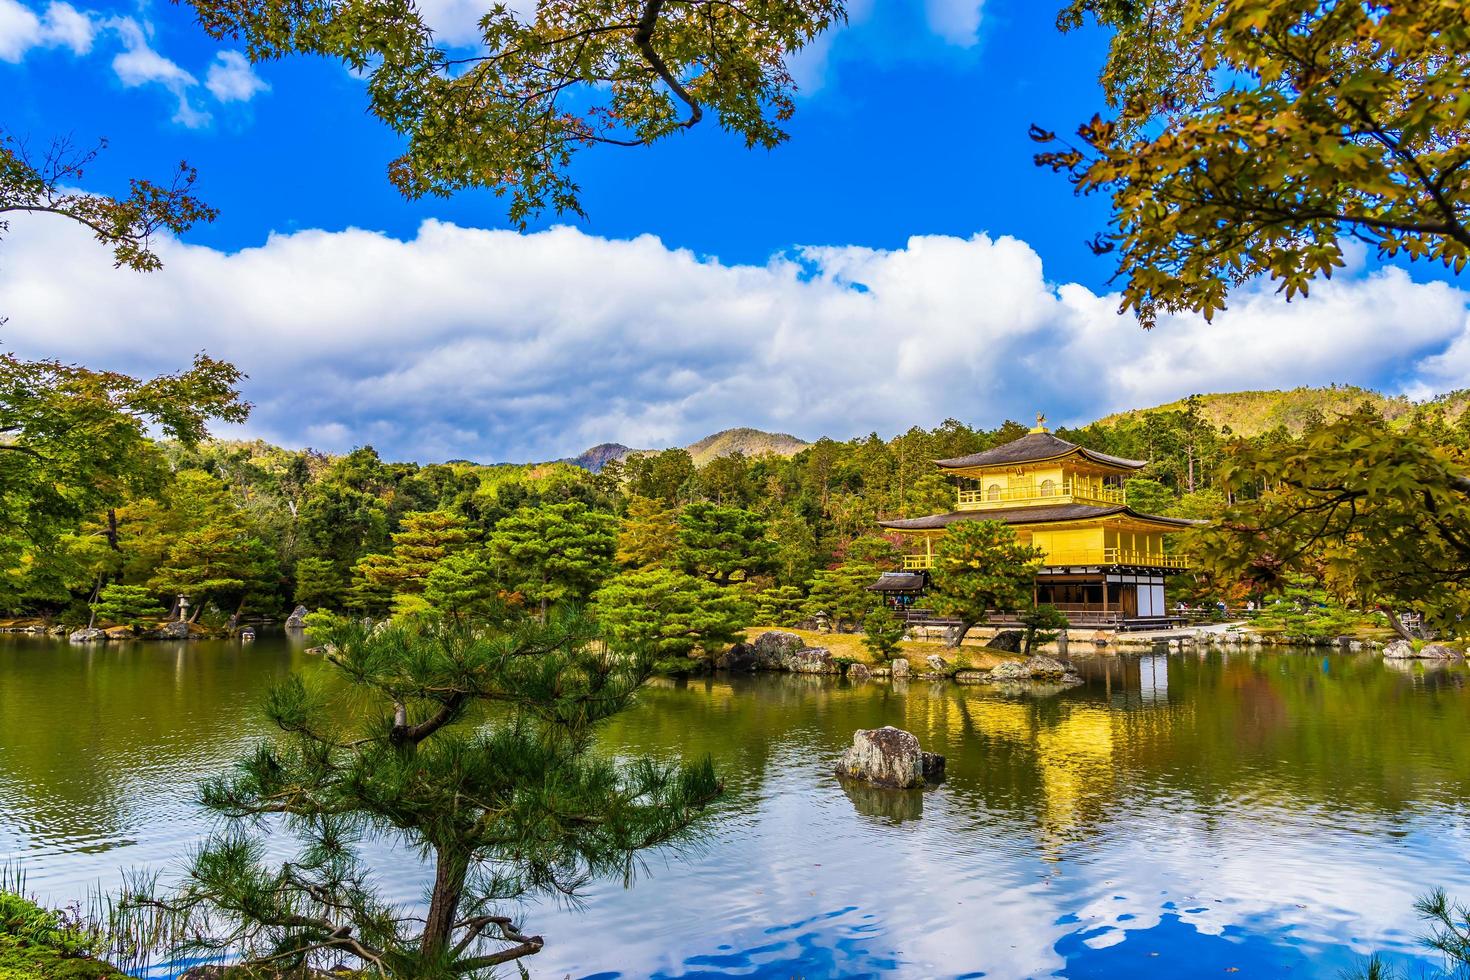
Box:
560;443;638;473
561;428;811;472
1095;386;1470;437
685;428;810;466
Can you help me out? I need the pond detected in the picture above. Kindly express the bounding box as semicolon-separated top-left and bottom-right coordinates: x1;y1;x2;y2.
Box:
2;633;1469;979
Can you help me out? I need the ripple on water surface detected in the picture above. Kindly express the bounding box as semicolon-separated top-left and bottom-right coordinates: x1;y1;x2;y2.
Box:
2;636;1469;978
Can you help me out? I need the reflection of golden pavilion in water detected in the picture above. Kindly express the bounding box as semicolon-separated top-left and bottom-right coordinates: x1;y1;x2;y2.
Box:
900;656;1187;857
870;415;1200;628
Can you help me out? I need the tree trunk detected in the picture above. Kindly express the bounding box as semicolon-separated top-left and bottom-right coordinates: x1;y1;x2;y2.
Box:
946;621;973;648
421;849;469;966
1387;608;1417;642
106;508;120;551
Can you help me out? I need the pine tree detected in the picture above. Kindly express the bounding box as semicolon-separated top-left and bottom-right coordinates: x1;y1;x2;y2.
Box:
616;496;679;569
126;612;721;975
292;556;346;610
929;521;1044;647
861;606;905;663
752;584;807;627
674;503;777;587
593;568;752;668
423;550;509;622
90;584;165;630
804;562;879;633
352;510;474;612
488;502;616;621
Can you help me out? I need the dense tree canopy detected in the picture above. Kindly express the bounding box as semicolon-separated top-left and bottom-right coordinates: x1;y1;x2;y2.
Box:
593;567;752;667
1198;410;1470;637
183;0;845;223
1041;0;1470;327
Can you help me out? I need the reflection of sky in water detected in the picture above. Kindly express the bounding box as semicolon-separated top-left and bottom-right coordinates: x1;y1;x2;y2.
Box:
3;637;1469;979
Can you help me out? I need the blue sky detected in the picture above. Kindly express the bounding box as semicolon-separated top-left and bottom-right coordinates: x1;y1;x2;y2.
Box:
3;0;1468;462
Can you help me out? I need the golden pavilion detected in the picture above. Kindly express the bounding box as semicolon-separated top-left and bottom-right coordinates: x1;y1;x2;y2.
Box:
871;415;1196;628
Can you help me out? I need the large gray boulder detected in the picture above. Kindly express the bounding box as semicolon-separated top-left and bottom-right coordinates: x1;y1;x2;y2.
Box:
1384;639;1461;660
68;627;107;643
284;605;310;629
890;657;910;679
835;726;943;789
751;630;805;670
846;662;872;682
161;620;192;640
784;646;839;674
922;654;950;677
988;656;1083;686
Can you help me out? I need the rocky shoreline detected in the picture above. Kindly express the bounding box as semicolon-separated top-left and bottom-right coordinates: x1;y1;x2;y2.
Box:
716;630;1084;687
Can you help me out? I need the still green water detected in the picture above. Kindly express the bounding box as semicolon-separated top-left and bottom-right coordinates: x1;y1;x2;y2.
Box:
2;633;1469;978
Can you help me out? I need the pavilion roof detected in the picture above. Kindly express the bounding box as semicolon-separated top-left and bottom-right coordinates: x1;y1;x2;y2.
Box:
878;503;1202;532
934;431;1146;471
866;572;928;593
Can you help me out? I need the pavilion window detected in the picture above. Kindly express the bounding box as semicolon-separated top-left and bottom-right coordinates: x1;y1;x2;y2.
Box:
987;484;1001;501
1040;479;1056;497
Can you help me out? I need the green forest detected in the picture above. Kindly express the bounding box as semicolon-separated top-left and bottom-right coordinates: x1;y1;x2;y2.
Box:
5;351;1468;648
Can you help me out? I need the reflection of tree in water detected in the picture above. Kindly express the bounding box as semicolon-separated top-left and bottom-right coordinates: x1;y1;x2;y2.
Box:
9;639;1470;886
615;652;1470;861
0;636;311;851
838;777;924;824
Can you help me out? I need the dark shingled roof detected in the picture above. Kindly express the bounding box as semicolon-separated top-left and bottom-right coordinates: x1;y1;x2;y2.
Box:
878;503;1202;532
867;572;928;593
935;431;1146;471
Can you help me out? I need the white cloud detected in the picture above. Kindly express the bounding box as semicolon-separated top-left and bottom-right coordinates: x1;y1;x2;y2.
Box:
924;0;984;47
2;0;265;124
205;50;268;102
0;0;93;61
416;0;534;47
1;217;1466;463
108;16;210;127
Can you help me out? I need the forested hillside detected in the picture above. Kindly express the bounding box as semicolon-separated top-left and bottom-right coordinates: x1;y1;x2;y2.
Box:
4;382;1467;630
1097;386;1470;437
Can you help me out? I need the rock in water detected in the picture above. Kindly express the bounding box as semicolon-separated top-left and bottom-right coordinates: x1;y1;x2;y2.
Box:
890;657;910;679
835;726;946;789
784;647;838;674
1383;639;1415;659
1024;655;1070;677
836;727;926;789
285;605;310;629
1385;640;1461;660
846;662;872;681
924;654;950;676
68;627;107;643
987;656;1084;687
161;620;191;640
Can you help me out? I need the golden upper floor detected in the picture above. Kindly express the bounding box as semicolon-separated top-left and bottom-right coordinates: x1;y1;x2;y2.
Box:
935;415;1144;513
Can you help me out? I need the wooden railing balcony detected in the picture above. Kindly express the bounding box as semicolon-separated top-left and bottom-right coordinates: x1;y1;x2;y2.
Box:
956;481;1127;510
902;549;1190;571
